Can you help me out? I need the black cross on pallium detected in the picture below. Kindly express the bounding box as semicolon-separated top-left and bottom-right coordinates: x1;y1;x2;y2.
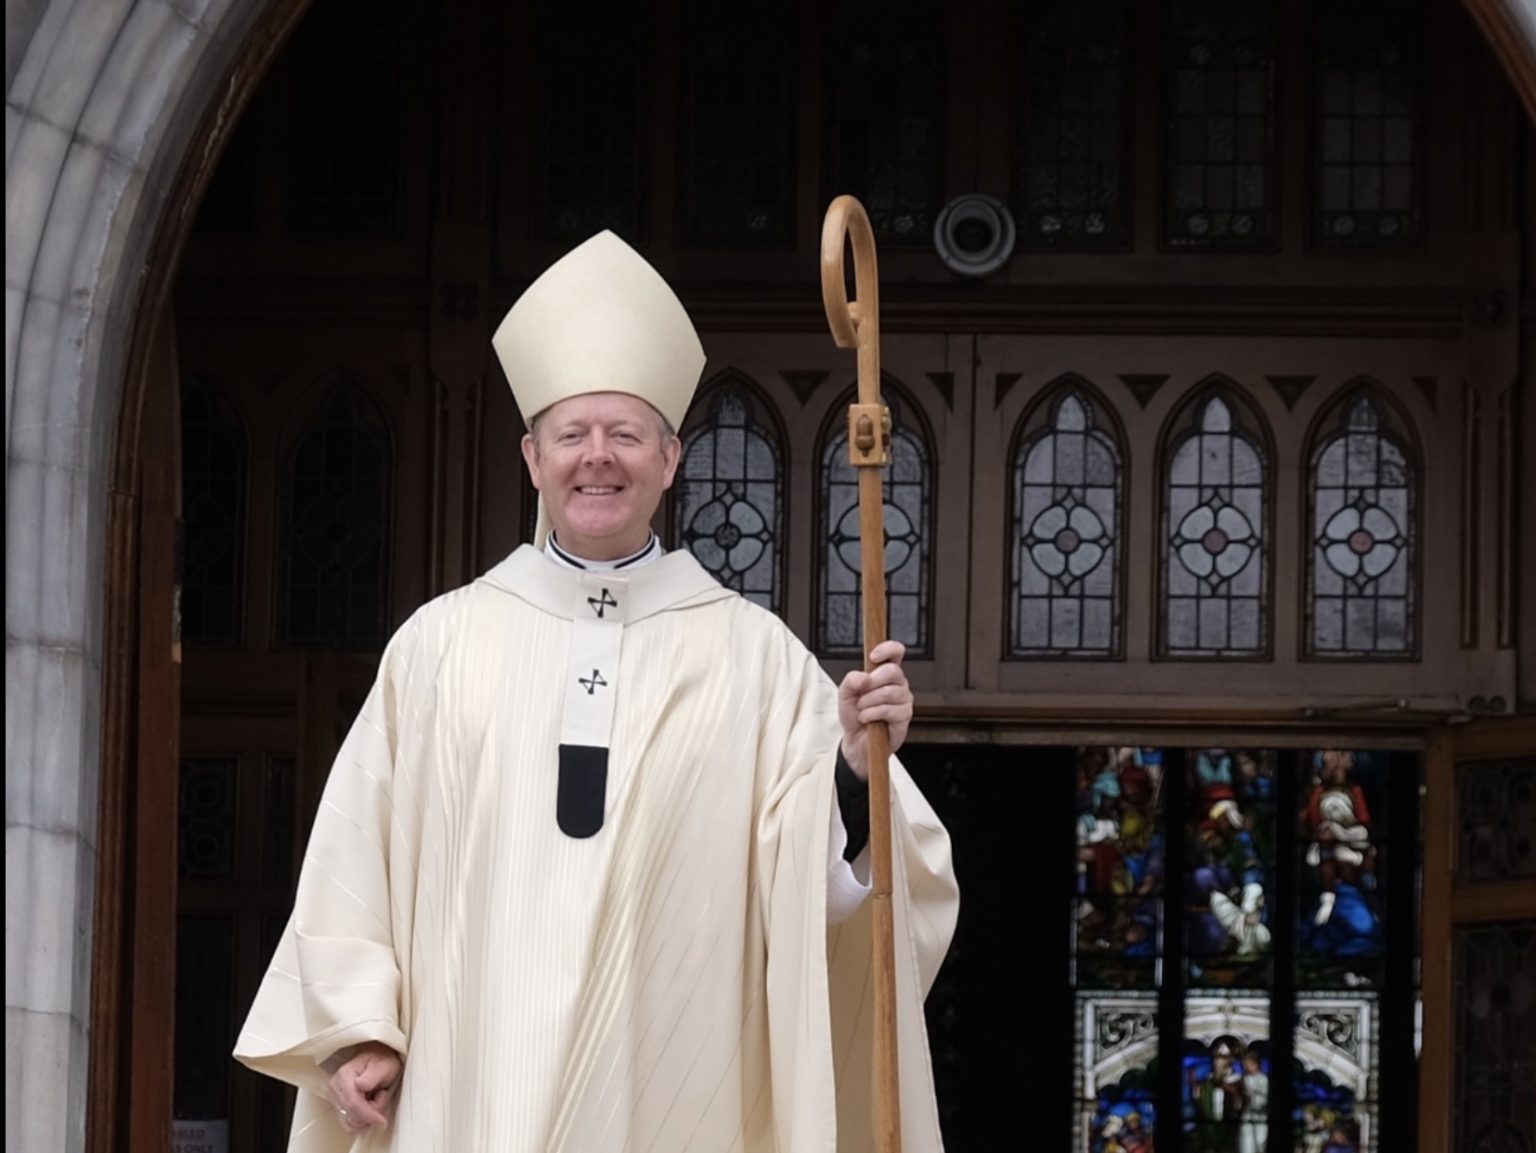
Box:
578;669;608;695
587;589;618;618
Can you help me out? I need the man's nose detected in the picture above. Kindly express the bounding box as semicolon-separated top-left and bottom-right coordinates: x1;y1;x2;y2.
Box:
582;429;614;464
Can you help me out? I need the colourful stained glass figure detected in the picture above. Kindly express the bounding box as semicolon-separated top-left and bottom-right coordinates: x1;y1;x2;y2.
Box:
1297;750;1389;988
1076;996;1159;1153
1182;996;1271;1153
1186;749;1277;986
1294;994;1379;1153
1074;747;1167;988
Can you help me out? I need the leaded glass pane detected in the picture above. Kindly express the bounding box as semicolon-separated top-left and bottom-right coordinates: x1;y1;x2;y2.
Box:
182;382;247;645
1297;749;1389;989
1165;0;1275;247
1457;758;1536;882
1182;996;1271;1151
1074;747;1166;989
1454;920;1536;1153
829;0;944;243
680;1;795;245
279;385;392;647
174;915;234;1121
1306;394;1416;657
674;383;784;613
1075;995;1160;1152
1018;0;1131;248
284;0;403;236
1295;994;1381;1153
179;756;238;883
1313;0;1422;246
1187;749;1277;987
819;390;932;655
536;0;644;241
1160;391;1270;657
1011;388;1123;657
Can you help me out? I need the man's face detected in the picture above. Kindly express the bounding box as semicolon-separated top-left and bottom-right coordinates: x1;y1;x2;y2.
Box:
522;392;680;559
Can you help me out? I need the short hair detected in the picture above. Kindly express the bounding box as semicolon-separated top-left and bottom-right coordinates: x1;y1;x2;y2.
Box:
528;405;676;446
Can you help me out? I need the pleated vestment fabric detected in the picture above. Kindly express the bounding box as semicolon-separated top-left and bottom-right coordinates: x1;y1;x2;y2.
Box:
234;546;959;1153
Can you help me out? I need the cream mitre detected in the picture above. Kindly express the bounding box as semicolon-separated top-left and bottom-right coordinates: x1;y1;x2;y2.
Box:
492;231;706;546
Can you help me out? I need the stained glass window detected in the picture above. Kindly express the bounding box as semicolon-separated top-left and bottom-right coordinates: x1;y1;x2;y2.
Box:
680;1;796;245
1069;746;1418;1153
284;0;403;236
1073;746;1166;1153
278;382;392;647
1018;0;1132;248
536;0;644;241
180;756;238;882
1187;749;1277;987
1314;0;1422;246
1454;921;1536;1153
181;381;247;645
1010;386;1124;657
673;381;785;613
1182;996;1271;1150
818;387;932;656
828;0;944;243
1457;758;1536;882
1305;391;1417;657
1160;389;1270;658
1165;0;1275;247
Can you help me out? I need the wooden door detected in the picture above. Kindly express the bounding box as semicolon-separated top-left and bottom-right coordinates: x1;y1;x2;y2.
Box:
1420;717;1536;1153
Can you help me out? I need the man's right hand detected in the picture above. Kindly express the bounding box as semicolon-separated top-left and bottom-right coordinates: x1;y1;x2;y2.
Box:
327;1042;402;1136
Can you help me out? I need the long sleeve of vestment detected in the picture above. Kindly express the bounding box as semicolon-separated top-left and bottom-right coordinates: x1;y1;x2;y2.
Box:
233;614;424;1102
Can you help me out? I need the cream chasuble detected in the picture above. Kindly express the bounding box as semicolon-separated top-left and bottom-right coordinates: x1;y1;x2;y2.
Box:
234;546;959;1153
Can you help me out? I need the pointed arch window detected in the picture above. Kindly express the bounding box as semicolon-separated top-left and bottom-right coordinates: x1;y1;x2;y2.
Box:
673;379;785;614
181;380;248;645
818;385;933;656
1010;384;1125;657
1305;390;1417;657
278;379;393;647
1159;387;1271;658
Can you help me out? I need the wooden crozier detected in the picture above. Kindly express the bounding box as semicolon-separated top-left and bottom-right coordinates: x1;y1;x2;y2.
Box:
820;195;900;1153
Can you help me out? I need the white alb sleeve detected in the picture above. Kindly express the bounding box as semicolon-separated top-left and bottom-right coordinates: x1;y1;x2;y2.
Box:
826;791;873;924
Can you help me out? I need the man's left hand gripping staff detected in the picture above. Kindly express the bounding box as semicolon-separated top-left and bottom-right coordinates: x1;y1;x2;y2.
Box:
836;639;912;781
327;1042;403;1136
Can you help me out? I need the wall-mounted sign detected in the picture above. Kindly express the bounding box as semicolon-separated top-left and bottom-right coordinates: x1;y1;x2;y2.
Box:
172;1119;228;1153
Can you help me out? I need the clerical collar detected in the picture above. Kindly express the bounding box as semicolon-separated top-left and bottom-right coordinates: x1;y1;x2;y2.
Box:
544;531;663;572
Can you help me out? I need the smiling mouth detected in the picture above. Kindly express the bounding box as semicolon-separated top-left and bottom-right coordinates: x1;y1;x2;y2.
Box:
576;485;622;495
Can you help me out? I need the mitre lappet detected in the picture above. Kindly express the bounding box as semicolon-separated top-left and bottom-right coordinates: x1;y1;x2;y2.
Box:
490;231;716;837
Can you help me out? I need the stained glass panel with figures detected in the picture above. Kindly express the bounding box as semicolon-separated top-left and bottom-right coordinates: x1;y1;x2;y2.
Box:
1165;0;1275;247
278;385;392;647
1076;995;1160;1153
680;0;795;245
829;0;944;243
1010;388;1123;657
1296;749;1389;988
1313;0;1422;246
1306;393;1416;657
1186;749;1277;987
535;0;644;241
1018;0;1132;248
181;382;247;645
1160;391;1270;657
1182;996;1271;1152
1073;747;1167;989
1294;994;1380;1153
674;384;784;613
284;0;403;236
819;390;932;655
